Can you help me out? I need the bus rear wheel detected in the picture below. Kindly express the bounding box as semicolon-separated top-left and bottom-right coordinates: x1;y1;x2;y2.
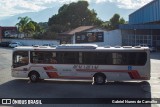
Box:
29;72;39;82
94;73;106;85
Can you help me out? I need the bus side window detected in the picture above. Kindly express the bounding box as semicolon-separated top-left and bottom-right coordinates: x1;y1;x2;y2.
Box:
56;52;79;64
82;52;94;64
67;52;79;64
31;51;53;64
94;52;107;65
50;52;57;64
30;52;39;63
79;52;83;64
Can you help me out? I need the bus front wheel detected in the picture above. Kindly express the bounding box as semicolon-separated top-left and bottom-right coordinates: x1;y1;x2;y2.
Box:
29;72;40;82
93;73;106;85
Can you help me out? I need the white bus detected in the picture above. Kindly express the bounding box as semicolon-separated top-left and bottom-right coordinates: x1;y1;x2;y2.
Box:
11;44;150;85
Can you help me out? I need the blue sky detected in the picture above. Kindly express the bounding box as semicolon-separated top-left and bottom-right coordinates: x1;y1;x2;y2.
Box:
0;0;153;25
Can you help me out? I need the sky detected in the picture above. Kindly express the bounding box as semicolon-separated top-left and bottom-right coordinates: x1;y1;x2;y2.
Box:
0;0;153;25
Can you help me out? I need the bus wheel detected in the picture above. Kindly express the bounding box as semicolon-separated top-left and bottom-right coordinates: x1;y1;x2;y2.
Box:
94;73;106;85
29;72;39;82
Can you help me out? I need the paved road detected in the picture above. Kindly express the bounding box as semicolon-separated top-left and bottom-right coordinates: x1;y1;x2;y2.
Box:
149;52;160;99
0;47;159;107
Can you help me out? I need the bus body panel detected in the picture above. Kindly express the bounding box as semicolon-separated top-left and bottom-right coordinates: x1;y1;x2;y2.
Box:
11;45;150;82
12;64;150;81
12;65;30;78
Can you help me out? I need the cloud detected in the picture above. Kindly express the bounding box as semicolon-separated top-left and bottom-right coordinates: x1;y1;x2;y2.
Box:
0;0;46;18
0;0;153;19
0;0;85;18
95;0;152;9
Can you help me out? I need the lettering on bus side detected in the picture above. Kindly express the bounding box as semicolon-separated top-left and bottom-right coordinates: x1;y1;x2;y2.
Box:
73;65;99;70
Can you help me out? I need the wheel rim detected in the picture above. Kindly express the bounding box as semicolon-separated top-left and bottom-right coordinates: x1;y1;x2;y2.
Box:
31;74;37;81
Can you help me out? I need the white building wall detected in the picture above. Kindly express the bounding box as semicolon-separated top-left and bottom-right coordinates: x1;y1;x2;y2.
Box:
73;29;122;46
103;29;122;46
3;39;60;46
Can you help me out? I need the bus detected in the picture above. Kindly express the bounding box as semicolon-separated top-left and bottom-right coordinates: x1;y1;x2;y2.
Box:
11;44;150;85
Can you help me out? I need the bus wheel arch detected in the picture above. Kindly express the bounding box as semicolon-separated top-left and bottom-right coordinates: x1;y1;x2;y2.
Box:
93;73;106;85
28;71;40;82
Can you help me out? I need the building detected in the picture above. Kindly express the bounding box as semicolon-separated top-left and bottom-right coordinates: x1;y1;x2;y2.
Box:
0;26;17;41
58;26;122;46
120;0;160;51
58;26;96;44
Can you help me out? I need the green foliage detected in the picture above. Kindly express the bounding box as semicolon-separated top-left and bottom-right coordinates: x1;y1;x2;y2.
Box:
101;21;111;29
119;18;126;24
48;24;68;33
110;14;120;29
48;1;102;33
32;22;57;40
109;13;126;29
16;16;32;34
16;16;42;38
16;4;127;40
33;31;57;40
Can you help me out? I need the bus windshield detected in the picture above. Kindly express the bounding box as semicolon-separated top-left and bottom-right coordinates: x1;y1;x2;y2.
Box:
13;51;29;68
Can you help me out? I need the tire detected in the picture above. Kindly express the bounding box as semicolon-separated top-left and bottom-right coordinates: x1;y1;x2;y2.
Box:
29;72;39;82
94;74;106;85
140;81;150;85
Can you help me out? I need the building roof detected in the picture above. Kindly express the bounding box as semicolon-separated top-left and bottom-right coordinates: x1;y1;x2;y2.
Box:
119;24;160;30
130;0;155;16
60;26;96;35
129;0;160;24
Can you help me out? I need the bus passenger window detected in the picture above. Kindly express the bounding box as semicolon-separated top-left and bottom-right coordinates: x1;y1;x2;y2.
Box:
30;51;58;64
79;52;83;64
56;52;79;64
50;58;57;64
49;52;57;64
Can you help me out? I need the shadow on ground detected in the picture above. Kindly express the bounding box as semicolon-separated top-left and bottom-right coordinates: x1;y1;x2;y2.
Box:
0;79;151;107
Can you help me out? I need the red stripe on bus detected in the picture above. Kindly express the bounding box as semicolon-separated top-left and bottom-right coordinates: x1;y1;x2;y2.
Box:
77;69;145;80
128;71;143;79
46;72;91;79
46;72;59;78
58;76;92;79
133;71;141;79
128;72;134;79
43;66;54;70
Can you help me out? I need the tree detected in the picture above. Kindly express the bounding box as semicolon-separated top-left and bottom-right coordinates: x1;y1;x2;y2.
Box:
48;1;102;33
109;14;126;29
110;14;120;29
16;16;32;37
119;18;125;24
16;16;42;38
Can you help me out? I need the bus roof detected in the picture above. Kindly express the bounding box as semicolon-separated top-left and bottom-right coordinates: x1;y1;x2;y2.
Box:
13;44;149;52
